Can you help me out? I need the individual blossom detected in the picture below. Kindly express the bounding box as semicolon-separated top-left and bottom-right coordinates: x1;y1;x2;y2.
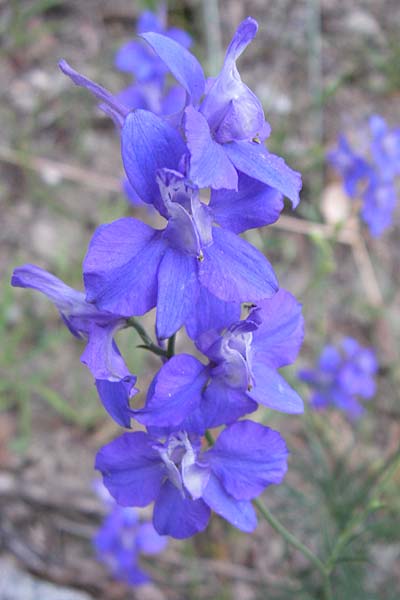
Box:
298;337;377;420
11;264;136;426
135;288;304;433
96;420;288;539
94;482;167;586
141;17;302;202
83;169;279;340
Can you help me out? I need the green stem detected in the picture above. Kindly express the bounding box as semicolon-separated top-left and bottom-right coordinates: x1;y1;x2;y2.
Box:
167;334;176;359
253;498;332;599
253;497;326;574
126;317;168;358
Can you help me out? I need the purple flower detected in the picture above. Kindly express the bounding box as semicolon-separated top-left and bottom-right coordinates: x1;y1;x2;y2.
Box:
298;337;377;420
94;484;167;585
115;7;192;84
135;289;304;433
370;114;400;181
83;169;278;340
114;7;190;115
328;117;399;237
361;175;397;238
11;264;136;426
95;420;288;539
141;18;302;204
327;135;371;198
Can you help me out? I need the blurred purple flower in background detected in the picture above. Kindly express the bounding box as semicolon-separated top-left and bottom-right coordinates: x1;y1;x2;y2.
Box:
94;482;167;585
328;115;399;237
114;5;191;115
298;337;378;420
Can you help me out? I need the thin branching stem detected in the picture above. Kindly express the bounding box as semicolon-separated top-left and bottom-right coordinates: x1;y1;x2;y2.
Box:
126;318;168;358
167;334;176;359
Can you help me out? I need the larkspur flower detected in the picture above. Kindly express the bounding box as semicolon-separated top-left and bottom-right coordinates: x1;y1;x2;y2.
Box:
11;264;136;426
298;337;377;420
141;17;302;203
135;289;304;433
96;420;288;539
83;169;278;340
94;483;167;585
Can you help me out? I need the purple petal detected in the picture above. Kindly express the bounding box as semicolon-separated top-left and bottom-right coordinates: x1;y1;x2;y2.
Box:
137;9;164;34
167;27;192;50
115;41;163;81
121;110;186;204
141;32;205;103
81;323;130;381
200;18;266;144
136;522;168;554
59;60;128;127
210;173;284;233
95;432;165;507
184;106;238;190
224;141;302;208
361;178;396;237
206;420;288;500
199;227;278;302
161;84;187;115
83;218;167;316
11;264;118;339
251;289;304;368
185;285;241;340
153;480;210;538
11;263;85;317
156;248;199;339
135;354;208;428
203;473;257;532
223;17;258;67
95;379;136;428
247;362;304;414
202;377;257;428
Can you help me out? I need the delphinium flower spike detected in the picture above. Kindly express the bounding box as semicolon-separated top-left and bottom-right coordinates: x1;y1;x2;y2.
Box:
12;14;306;544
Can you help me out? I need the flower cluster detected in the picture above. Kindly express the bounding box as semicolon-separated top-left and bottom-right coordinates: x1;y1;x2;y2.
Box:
328;115;400;237
12;16;305;539
298;337;377;420
94;482;167;585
